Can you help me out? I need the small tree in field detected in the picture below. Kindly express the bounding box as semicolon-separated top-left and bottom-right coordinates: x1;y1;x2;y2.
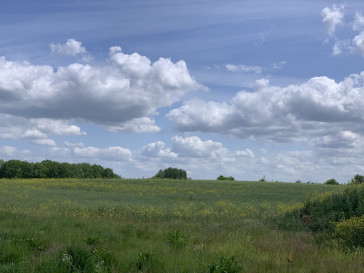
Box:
217;175;235;181
324;178;339;185
153;167;187;180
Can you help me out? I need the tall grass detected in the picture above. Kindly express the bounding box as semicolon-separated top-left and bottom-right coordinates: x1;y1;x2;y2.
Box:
1;178;363;272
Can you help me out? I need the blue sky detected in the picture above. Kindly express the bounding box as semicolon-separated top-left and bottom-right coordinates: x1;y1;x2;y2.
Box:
1;0;364;182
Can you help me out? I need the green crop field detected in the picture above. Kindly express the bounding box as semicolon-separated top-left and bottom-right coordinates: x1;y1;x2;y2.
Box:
0;178;363;272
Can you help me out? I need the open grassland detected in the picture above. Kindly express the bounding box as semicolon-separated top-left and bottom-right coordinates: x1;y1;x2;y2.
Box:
0;178;363;272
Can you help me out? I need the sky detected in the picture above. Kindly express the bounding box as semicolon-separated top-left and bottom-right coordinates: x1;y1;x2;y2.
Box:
1;0;364;183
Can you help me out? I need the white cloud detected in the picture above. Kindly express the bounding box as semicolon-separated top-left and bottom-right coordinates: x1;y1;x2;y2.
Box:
140;141;177;158
321;4;345;36
167;73;364;145
135;135;255;179
0;146;30;158
332;39;352;55
106;117;161;133
353;12;364;31
50;39;87;56
32;138;56;146
0;114;85;146
353;31;364;56
225;64;262;74
171;135;225;158
74;146;132;161
273;61;286;70
0;44;200;133
235;149;254;158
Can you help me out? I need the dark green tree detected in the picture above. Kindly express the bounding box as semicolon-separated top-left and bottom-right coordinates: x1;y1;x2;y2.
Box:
350;174;364;185
217;175;235;181
0;159;120;179
153;167;187;179
324;178;339;185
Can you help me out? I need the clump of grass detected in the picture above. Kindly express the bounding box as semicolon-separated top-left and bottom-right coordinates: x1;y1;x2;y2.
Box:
167;230;187;249
129;250;164;272
58;245;115;273
59;245;94;273
199;256;244;273
84;235;101;246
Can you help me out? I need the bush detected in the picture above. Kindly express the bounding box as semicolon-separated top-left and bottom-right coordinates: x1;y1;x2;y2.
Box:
324;178;339;185
167;230;186;249
217;175;235;181
59;246;94;273
335;215;364;248
58;245;115;273
277;184;364;234
129;250;164;272
350;174;364;185
153;167;187;179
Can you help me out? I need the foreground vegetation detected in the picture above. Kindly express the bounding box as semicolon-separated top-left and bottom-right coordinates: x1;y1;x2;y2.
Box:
0;178;363;272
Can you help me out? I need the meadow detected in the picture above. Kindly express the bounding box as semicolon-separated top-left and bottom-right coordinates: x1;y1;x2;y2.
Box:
0;178;363;272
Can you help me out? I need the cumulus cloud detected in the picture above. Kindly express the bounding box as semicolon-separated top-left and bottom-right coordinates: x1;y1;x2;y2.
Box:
225;64;263;74
0;146;30;158
135;135;255;178
50;39;86;56
172;135;225;158
167;74;364;146
0;114;85;146
140;141;177;158
74;146;132;161
321;4;345;36
0;44;200;133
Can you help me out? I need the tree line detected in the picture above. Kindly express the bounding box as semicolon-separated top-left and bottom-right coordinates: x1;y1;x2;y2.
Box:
0;159;120;179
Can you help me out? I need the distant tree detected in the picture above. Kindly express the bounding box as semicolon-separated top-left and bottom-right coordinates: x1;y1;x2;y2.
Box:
324;178;339;185
350;174;364;185
92;164;104;178
217;175;235;181
153;167;187;179
0;159;120;179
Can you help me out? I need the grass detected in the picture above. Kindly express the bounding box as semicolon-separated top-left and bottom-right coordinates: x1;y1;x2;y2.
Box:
0;178;363;272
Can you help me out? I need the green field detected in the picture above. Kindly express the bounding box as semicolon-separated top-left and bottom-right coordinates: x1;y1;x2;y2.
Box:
0;178;363;272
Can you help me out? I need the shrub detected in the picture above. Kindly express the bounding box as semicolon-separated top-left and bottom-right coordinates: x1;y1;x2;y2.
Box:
167;230;186;249
153;167;187;179
335;215;364;248
324;178;339;185
350;174;364;185
59;246;94;273
59;245;115;273
129;250;164;272
217;175;235;181
277;184;364;234
199;256;243;273
84;235;101;246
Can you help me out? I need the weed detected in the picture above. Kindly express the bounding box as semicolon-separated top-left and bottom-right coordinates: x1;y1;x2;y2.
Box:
167;229;187;249
85;235;101;246
130;250;164;272
59;246;94;273
199;256;244;273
